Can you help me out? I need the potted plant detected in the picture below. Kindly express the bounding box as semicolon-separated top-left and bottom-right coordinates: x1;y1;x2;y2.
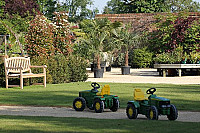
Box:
114;24;138;75
81;19;121;78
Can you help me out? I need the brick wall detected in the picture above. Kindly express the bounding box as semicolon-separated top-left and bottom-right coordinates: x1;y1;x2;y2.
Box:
95;12;200;32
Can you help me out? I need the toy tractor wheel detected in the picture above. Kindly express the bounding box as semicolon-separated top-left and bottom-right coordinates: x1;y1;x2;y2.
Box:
147;106;158;120
167;104;178;120
126;104;138;119
110;99;120;112
73;97;86;111
94;99;104;113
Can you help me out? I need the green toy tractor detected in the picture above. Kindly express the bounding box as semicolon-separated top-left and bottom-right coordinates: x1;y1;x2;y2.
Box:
73;82;119;113
126;88;178;120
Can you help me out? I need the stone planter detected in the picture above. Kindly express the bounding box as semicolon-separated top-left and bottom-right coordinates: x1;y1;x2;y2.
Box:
121;66;131;75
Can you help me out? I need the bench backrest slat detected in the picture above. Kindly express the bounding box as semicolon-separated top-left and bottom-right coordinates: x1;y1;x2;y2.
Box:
4;57;31;73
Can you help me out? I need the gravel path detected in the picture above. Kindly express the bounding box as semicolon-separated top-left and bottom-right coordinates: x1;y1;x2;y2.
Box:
0;106;199;122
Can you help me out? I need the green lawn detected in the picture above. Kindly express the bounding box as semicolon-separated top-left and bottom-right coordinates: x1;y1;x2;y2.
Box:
0;82;199;111
0;115;199;133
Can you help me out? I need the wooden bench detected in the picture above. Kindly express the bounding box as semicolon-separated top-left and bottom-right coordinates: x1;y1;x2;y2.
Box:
154;64;200;77
4;57;47;89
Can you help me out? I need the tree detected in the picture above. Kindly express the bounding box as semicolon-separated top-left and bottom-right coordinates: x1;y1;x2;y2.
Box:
167;0;200;12
37;0;57;19
3;0;39;18
0;0;5;16
104;0;169;14
103;0;200;14
57;0;98;22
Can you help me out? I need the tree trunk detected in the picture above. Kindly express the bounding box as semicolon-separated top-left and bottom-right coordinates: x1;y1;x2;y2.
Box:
97;54;101;69
125;50;129;67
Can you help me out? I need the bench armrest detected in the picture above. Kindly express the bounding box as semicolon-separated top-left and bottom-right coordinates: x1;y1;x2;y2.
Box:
30;65;47;68
6;67;23;70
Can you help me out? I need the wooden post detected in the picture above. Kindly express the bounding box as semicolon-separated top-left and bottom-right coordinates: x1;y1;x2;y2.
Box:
163;69;166;77
178;69;182;77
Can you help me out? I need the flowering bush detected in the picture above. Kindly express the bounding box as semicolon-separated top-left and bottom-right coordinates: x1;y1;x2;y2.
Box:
52;12;75;55
25;12;76;57
25;13;54;57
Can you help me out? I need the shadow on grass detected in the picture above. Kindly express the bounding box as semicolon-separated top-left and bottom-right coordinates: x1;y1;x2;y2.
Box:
0;115;200;133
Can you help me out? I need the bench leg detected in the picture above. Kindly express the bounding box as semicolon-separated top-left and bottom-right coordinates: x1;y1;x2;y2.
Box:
6;77;8;89
44;75;46;88
20;77;23;89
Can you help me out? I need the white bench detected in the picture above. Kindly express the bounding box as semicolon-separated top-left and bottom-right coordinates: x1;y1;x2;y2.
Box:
4;57;47;89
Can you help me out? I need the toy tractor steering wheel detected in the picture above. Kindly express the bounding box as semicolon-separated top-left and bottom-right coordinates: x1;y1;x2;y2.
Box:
146;88;156;95
91;82;100;91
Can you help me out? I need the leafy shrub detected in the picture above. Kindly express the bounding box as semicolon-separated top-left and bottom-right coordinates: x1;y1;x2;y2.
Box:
67;55;88;82
130;48;153;68
25;12;75;57
31;54;88;84
147;12;199;54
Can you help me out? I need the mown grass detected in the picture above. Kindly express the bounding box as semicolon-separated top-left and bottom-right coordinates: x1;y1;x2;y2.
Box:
0;115;199;133
0;82;200;111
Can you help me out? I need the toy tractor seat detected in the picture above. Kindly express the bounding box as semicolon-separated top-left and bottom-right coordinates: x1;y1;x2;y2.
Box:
97;85;110;96
134;89;147;101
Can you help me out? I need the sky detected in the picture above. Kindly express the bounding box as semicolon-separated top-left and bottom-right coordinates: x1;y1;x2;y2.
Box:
93;0;200;13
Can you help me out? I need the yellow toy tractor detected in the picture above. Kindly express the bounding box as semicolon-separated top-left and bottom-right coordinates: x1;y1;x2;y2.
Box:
73;82;120;113
126;88;178;120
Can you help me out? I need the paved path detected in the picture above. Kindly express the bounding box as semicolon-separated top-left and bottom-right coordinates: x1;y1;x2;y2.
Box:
86;68;200;84
0;106;199;123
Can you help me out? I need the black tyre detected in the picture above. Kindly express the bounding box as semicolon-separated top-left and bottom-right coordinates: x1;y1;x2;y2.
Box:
126;104;138;119
167;104;178;120
110;99;120;112
73;97;86;111
94;99;104;113
147;106;158;120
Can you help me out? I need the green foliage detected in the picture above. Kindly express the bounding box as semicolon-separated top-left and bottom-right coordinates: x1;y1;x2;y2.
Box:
168;0;200;12
153;46;184;64
104;0;169;14
112;52;125;67
67;55;88;82
57;0;98;22
184;19;200;52
130;47;153;68
104;0;200;14
0;0;5;16
147;12;200;64
30;54;88;84
37;0;57;19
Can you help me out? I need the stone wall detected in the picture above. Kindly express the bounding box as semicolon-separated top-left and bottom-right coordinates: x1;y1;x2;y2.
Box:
95;12;200;32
